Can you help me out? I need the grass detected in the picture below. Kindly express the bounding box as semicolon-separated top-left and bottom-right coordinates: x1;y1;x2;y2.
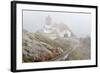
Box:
22;32;91;62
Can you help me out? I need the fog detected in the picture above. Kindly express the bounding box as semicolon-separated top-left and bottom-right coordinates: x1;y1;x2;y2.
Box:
23;10;91;37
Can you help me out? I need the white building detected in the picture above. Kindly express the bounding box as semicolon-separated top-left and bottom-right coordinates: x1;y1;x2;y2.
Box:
43;16;74;40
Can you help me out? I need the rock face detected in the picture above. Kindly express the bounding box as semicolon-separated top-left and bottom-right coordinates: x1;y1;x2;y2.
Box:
22;30;64;62
22;29;91;62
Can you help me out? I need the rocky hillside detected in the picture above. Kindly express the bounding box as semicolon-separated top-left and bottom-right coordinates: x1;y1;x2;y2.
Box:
22;30;91;62
23;30;64;62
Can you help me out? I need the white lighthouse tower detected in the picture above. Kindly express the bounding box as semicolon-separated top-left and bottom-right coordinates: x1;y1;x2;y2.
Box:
43;16;57;39
43;16;52;33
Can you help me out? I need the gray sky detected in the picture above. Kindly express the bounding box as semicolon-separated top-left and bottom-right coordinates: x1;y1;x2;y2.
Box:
23;10;91;37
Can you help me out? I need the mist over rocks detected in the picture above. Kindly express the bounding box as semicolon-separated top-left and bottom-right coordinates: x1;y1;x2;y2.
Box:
22;16;91;62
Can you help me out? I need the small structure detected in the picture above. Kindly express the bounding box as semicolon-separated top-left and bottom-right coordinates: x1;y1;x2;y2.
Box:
43;15;74;39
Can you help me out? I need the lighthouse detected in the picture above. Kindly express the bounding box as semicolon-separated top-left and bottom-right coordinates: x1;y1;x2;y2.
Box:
43;16;57;39
43;15;75;39
43;16;52;33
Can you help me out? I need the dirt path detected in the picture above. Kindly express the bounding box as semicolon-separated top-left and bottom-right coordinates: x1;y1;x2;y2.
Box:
50;39;80;61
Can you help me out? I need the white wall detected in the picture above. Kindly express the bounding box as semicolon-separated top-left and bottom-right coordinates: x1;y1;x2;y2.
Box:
0;0;100;73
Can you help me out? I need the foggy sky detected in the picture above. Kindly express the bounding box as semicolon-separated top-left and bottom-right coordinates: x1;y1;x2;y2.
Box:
23;10;91;37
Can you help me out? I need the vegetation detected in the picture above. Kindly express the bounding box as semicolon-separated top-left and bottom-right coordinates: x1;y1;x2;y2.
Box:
22;31;91;62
